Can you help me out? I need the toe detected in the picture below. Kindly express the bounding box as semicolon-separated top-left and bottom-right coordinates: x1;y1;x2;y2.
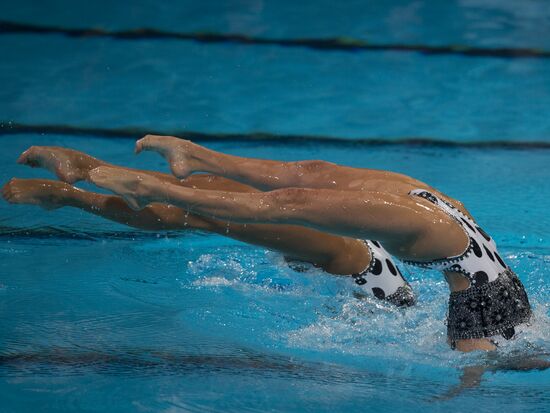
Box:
3;186;20;203
136;135;171;155
136;135;156;153
17;146;45;167
1;185;10;200
17;147;33;164
3;178;16;191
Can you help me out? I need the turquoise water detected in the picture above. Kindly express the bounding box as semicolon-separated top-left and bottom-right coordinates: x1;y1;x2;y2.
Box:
1;1;550;412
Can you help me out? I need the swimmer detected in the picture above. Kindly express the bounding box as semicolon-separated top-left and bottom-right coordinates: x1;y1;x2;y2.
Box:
2;136;532;352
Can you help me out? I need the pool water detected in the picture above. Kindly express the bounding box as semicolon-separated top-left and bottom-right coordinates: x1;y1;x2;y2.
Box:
1;1;550;412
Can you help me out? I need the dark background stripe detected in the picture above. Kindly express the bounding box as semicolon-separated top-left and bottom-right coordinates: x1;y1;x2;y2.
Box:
1;20;549;59
1;122;549;149
0;225;185;240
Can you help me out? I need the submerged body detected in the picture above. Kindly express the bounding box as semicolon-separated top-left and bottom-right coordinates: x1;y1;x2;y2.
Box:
2;136;532;352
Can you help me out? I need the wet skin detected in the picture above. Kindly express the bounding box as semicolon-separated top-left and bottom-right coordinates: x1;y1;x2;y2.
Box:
3;139;501;351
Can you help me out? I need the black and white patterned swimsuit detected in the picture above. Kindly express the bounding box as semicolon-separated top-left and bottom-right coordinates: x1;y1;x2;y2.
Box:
352;240;415;307
403;189;506;285
403;189;531;341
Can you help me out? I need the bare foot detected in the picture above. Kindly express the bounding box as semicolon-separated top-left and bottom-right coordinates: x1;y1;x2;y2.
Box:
17;146;103;184
89;166;161;211
2;178;76;210
135;135;204;179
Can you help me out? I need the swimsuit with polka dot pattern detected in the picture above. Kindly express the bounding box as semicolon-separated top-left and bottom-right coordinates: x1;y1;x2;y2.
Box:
404;189;508;288
352;240;415;307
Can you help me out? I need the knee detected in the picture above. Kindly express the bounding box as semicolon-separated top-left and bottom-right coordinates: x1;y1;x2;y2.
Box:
255;188;311;223
268;188;310;211
323;239;372;275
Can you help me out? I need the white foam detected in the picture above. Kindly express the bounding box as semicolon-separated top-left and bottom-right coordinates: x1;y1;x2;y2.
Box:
192;276;236;287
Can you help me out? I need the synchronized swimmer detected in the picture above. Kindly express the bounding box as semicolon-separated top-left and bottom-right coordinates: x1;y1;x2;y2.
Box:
2;135;532;352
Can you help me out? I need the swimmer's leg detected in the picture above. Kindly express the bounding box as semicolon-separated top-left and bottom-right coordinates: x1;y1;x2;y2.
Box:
134;135;423;192
15;145;269;193
1;178;370;275
17;145;206;186
1;178;212;231
134;137;477;217
87;166;434;250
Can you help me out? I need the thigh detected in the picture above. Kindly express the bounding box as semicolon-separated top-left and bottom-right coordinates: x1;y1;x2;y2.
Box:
149;174;371;273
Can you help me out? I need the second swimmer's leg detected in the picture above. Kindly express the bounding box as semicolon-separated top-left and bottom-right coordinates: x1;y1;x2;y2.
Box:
2;178;213;231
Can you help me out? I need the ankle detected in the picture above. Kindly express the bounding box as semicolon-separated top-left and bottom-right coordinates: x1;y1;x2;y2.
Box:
137;177;163;203
82;159;107;180
192;145;223;174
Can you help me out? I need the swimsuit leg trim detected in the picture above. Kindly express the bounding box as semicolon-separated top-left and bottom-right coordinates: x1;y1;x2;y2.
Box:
385;284;416;307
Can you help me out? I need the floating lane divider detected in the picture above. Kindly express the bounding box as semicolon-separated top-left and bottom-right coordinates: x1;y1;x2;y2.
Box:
1;20;550;59
1;122;550;149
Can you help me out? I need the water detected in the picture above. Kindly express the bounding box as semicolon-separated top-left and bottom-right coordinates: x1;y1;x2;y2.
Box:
2;2;550;141
1;1;550;412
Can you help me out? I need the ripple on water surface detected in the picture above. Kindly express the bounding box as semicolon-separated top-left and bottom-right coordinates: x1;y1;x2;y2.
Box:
1;235;550;412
